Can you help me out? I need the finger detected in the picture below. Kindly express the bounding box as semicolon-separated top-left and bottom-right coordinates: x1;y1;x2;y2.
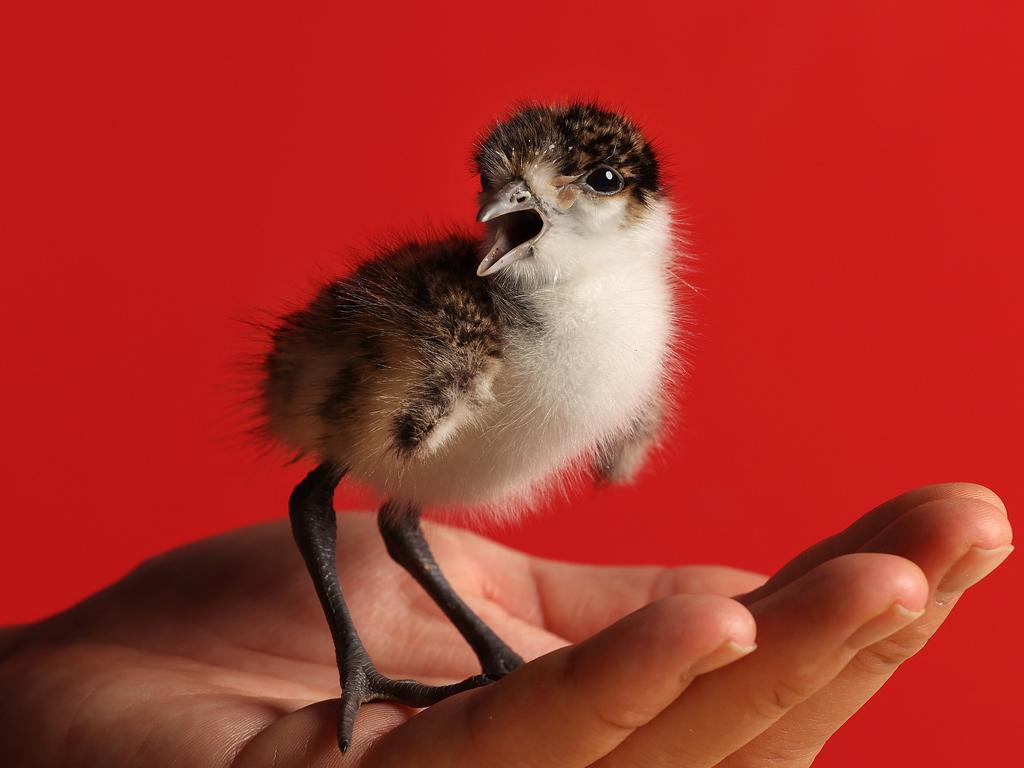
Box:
529;484;1001;640
595;553;929;768
363;595;756;768
529;560;767;642
739;483;1004;605
715;495;1013;768
233;698;407;767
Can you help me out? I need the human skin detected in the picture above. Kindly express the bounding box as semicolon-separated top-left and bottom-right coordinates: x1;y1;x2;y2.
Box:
0;483;1012;767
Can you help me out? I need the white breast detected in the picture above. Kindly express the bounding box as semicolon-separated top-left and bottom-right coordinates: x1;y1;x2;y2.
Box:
348;203;677;518
501;257;673;452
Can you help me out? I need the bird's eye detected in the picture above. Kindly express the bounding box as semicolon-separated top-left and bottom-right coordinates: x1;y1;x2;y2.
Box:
582;166;625;194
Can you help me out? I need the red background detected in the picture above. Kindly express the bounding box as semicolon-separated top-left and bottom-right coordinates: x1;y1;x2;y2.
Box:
3;2;1022;764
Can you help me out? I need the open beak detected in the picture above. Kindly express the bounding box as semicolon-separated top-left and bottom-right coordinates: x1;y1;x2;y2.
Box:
476;179;549;277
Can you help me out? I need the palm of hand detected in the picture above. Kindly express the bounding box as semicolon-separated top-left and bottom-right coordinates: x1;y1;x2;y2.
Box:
0;484;1012;767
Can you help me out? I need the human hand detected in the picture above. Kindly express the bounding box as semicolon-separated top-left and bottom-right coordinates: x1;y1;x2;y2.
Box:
0;483;1011;767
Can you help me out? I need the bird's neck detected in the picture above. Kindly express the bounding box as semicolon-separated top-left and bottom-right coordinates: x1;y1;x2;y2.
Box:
496;200;675;294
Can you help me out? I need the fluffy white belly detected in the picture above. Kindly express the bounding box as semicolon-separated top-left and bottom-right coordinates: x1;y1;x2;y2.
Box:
352;266;674;514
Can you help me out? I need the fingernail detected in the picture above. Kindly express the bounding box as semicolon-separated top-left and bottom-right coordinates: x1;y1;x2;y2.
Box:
845;603;925;650
688;640;758;677
936;544;1014;599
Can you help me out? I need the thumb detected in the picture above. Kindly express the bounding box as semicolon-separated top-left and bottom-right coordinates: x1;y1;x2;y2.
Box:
364;594;756;768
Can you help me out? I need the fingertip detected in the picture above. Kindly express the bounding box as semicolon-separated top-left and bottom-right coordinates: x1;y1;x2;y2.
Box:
688;639;759;677
936;543;1014;597
547;595;760;739
803;552;930;614
906;482;1007;517
624;594;757;661
562;595;758;702
719;598;759;648
928;496;1014;549
865;496;1014;592
687;594;758;651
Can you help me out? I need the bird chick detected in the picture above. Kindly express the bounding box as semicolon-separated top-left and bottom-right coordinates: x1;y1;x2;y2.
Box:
263;103;678;752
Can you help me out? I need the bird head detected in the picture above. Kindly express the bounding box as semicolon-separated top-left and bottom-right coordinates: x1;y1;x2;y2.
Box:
473;103;666;282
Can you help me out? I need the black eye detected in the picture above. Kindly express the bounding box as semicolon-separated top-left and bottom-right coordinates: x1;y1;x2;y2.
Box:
582;166;625;194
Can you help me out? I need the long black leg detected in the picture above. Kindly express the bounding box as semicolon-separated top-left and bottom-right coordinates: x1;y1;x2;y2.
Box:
378;502;524;676
289;463;494;753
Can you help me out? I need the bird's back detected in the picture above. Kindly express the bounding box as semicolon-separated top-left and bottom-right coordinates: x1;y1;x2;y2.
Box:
263;235;510;483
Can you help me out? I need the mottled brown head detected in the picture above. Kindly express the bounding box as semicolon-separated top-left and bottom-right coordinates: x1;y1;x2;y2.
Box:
472;103;668;280
474;103;661;207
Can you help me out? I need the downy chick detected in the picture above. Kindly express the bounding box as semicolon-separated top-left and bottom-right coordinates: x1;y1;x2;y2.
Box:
263;102;678;752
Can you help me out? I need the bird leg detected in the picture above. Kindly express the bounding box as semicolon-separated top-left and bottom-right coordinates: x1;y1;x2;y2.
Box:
289;463;494;753
378;502;525;676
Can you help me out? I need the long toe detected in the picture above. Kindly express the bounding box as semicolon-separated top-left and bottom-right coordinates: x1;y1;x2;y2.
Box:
338;664;497;752
338;670;369;753
375;673;496;706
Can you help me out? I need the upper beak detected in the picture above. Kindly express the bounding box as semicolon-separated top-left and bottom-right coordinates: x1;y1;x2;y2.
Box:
476;179;548;277
477;179;537;223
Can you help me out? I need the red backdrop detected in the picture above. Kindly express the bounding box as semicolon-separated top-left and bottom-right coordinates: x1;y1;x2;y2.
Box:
3;2;1021;765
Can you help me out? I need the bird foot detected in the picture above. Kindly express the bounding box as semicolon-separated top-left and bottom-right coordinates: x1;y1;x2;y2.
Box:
338;655;496;753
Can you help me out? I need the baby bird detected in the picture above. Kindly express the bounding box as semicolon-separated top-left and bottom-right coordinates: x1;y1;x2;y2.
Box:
263;103;678;752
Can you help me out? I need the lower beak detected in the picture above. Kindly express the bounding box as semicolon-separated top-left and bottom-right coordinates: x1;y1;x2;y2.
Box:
476;180;548;277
